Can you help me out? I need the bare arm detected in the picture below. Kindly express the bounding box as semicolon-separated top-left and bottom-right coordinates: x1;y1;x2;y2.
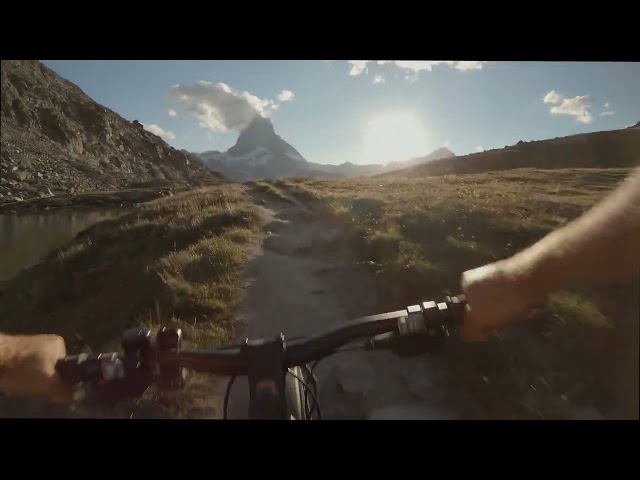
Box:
462;167;640;341
0;332;73;403
508;166;640;293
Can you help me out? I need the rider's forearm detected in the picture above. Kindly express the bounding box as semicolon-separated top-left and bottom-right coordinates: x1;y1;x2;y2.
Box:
501;167;640;303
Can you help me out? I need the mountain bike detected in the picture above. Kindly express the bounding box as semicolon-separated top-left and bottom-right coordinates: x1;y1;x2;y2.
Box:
56;294;467;419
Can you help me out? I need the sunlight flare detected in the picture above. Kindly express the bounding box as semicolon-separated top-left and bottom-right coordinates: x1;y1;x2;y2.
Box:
362;112;430;164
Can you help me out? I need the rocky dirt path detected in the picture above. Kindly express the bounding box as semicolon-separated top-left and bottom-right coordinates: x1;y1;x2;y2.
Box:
208;185;459;420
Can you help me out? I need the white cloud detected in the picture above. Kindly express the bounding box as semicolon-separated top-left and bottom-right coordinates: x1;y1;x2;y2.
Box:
372;74;385;85
544;90;562;104
166;81;288;132
405;73;419;83
143;123;176;141
385;61;488;73
551;96;593;124
474;146;484;152
276;89;295;102
168;109;178;117
347;60;487;80
392;61;443;73
454;61;487;71
543;90;593;124
348;60;369;76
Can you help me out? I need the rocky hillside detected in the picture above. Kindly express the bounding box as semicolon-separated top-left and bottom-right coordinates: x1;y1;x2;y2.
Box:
195;116;456;180
380;125;640;178
1;60;223;203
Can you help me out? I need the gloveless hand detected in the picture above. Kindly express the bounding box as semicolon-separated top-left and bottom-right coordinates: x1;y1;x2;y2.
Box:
460;260;541;342
0;333;73;403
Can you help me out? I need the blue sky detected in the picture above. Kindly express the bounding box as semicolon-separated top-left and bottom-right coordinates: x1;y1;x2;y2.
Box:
42;60;640;165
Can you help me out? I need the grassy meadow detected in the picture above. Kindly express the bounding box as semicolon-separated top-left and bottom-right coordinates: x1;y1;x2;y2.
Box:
274;167;637;419
0;166;637;419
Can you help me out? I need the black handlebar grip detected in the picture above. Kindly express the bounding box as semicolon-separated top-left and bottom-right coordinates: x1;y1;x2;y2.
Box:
55;353;119;384
56;356;93;384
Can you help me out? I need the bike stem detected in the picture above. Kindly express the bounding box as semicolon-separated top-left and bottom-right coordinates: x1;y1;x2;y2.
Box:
242;334;289;420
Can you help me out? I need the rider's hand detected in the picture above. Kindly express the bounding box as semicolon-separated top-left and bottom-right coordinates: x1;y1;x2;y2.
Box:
0;333;73;403
460;260;541;342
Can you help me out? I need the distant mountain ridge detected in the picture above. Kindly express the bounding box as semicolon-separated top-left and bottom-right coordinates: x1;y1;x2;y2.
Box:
379;126;640;178
384;147;456;171
193;116;456;180
1;60;222;203
307;147;456;177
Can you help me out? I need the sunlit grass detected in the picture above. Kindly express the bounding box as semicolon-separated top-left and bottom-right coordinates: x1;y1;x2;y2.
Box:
0;184;264;418
0;184;263;351
278;167;633;418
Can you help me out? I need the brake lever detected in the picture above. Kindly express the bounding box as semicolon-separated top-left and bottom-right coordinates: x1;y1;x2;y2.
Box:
363;329;448;356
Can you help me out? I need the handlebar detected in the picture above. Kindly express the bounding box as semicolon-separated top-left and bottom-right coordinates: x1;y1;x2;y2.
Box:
56;294;467;407
150;308;409;376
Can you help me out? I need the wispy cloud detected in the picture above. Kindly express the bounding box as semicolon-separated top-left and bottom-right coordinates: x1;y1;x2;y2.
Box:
166;81;292;132
143;123;176;141
276;89;295;102
168;109;178;117
474;146;484;152
544;90;593;124
347;60;488;80
454;61;487;71
601;102;615;117
389;61;488;72
372;74;385;85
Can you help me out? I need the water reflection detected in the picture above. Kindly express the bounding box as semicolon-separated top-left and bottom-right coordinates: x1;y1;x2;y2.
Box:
0;210;115;281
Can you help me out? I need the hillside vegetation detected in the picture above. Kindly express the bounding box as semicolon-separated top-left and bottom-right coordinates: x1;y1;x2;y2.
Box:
275;167;638;419
0;185;264;417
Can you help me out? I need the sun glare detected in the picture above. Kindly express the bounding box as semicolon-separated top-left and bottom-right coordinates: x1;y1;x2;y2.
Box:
362;112;430;165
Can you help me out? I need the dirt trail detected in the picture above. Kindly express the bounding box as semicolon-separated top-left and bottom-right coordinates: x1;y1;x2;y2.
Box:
209;186;458;419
